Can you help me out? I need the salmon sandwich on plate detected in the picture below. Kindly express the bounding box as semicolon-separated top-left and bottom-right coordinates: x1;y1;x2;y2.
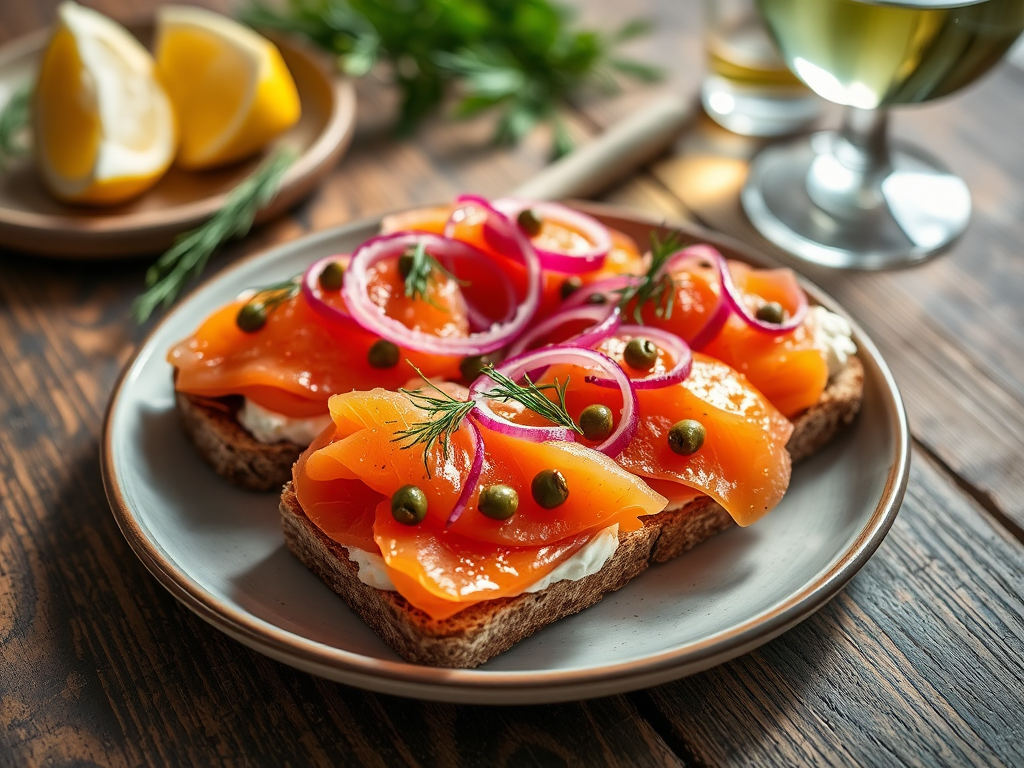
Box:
168;194;864;667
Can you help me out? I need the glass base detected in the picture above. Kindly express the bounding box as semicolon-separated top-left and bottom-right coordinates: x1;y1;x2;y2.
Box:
702;74;821;137
741;131;972;269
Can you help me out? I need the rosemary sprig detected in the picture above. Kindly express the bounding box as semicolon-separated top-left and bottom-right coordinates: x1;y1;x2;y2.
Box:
393;362;582;477
0;84;32;169
132;146;297;323
616;230;688;324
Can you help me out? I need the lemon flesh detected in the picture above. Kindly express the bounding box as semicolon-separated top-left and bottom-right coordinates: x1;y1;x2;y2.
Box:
34;2;176;205
155;7;301;170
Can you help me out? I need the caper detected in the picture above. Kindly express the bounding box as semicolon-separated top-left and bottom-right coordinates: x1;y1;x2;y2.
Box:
585;293;608;306
517;208;543;237
391;484;428;525
318;260;345;291
397;252;415;279
579;404;614;442
236;302;267;333
667;419;706;456
532;468;569;509
368;339;400;369
478;484;519;520
560;275;583;300
459;354;491;382
623;337;658;372
755;301;785;324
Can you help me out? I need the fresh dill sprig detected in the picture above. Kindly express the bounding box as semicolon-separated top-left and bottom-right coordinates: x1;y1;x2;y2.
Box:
0;84;32;169
393;362;583;477
402;240;467;308
478;365;582;437
392;370;477;478
132;146;297;323
616;230;688;324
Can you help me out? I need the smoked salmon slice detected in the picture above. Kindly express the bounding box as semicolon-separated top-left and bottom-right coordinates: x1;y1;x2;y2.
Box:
293;388;667;619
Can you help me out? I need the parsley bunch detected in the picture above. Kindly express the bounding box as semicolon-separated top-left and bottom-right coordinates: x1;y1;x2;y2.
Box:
240;0;659;156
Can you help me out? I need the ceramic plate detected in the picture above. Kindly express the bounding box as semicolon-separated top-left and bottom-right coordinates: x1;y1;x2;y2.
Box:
0;23;356;257
102;205;910;704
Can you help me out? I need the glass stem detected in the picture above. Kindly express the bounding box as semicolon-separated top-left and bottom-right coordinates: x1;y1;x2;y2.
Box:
806;107;892;220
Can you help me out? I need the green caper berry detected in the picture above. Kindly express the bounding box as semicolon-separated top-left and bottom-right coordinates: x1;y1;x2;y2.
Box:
397;252;415;279
517;208;543;237
459;354;490;382
667;419;706;456
478;484;519;520
579;404;614;442
623;337;658;372
531;469;569;510
236;302;267;333
585;293;608;306
367;339;400;369
391;484;428;525
755;301;785;325
318;260;345;291
560;275;584;300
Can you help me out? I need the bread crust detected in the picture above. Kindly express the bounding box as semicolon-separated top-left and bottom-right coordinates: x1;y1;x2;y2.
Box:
176;392;302;492
280;483;730;668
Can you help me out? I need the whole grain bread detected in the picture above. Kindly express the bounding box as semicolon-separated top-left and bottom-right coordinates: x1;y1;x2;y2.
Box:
277;356;865;668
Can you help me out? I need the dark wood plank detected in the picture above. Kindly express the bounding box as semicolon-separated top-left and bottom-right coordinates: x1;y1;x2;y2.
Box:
635;447;1024;767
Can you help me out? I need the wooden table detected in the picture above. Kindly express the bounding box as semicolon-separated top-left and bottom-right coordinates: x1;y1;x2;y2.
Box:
3;1;1023;766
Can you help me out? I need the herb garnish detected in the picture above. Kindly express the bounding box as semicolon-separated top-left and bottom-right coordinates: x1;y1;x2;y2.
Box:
133;147;297;323
240;0;660;157
393;362;581;476
392;373;477;478
616;230;687;324
401;240;467;308
0;84;31;170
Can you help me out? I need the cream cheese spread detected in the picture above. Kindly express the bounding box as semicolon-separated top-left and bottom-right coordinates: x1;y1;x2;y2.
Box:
810;306;857;378
349;524;620;596
237;398;332;445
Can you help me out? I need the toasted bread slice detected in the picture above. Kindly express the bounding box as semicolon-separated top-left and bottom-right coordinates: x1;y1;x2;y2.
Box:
278;356;865;668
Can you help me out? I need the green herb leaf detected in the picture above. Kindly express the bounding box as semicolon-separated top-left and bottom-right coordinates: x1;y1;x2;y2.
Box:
394;360;583;476
132;146;297;323
392;367;477;478
0;84;32;170
239;0;660;156
616;230;689;325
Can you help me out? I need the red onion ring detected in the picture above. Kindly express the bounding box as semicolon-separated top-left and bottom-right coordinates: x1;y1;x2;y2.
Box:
505;305;622;358
469;345;638;458
341;231;540;356
446;418;484;527
301;256;362;330
493;198;612;274
588;325;693;390
667;244;807;338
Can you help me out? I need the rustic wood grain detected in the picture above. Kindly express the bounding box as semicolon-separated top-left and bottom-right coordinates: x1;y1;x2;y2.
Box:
634;447;1024;767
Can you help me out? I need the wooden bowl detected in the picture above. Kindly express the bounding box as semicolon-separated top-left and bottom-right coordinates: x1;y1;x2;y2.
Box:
0;23;357;258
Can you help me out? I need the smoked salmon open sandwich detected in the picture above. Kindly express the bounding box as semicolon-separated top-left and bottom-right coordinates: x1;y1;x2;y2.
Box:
168;196;863;667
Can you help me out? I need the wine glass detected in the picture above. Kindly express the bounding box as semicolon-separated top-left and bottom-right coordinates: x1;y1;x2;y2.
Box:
741;0;1024;269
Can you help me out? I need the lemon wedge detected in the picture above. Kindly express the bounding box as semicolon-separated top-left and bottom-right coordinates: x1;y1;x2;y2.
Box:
33;2;176;205
155;7;301;170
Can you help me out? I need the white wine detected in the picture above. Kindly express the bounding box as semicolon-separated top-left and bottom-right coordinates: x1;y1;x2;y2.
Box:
756;0;1024;108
